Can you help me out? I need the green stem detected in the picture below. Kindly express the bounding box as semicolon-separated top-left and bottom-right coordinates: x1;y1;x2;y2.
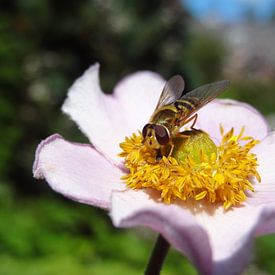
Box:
145;234;170;275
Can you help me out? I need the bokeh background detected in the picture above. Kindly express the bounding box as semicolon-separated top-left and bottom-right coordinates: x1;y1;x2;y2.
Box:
1;0;275;274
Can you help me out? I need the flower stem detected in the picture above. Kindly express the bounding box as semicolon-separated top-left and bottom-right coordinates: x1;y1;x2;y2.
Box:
145;234;170;275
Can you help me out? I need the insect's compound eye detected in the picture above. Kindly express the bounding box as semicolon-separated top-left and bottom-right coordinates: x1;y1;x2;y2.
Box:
154;125;170;145
142;124;152;138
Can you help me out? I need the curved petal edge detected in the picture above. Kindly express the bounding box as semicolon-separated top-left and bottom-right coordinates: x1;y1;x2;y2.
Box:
110;190;213;275
33;134;124;209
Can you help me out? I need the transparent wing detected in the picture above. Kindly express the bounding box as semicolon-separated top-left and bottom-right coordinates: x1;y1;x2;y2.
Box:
177;80;230;121
155;75;185;110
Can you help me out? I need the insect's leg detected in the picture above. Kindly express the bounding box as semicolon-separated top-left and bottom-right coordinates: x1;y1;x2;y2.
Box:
190;113;198;129
158;143;174;158
167;142;174;158
177;114;198;130
176;132;191;138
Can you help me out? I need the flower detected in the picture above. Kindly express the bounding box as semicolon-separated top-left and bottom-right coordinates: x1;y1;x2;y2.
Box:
119;128;260;209
33;63;275;275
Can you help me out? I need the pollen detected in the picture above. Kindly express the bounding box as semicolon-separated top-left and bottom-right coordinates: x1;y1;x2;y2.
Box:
119;126;261;209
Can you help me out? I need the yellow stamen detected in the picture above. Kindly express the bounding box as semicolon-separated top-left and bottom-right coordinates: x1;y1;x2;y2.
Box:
119;127;261;209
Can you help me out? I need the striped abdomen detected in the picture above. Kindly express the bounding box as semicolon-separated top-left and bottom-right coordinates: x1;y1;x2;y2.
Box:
173;97;200;124
174;97;199;112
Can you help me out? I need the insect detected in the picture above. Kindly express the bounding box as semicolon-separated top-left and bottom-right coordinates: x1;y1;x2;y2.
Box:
142;75;230;158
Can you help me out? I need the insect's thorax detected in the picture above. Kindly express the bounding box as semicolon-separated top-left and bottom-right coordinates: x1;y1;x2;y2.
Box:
149;105;177;133
150;99;195;131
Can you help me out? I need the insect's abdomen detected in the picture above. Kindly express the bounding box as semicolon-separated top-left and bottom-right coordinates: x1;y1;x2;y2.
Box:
174;97;199;112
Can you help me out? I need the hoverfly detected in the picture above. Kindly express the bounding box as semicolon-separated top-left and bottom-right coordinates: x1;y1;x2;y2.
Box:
142;75;230;158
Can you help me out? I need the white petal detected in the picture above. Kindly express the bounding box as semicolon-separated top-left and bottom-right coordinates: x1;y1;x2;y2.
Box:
62;64;164;165
196;99;270;142
113;70;165;133
33;134;125;209
110;190;212;274
195;204;261;275
254;204;275;235
248;132;275;205
110;189;272;275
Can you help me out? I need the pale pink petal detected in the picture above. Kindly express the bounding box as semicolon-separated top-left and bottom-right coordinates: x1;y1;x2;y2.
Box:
110;189;273;275
111;190;213;275
113;71;165;133
62;64;165;165
62;64;123;165
248;132;275;205
254;204;275;235
195;204;262;275
33;134;125;209
196;99;270;142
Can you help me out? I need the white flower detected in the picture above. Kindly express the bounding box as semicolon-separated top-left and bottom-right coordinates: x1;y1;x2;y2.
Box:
33;63;275;275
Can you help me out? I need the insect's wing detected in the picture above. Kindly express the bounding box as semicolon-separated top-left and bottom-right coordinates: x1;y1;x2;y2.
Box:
178;80;230;121
155;75;185;110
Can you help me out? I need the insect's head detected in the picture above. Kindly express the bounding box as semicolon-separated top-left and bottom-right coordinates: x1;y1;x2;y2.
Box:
142;124;170;148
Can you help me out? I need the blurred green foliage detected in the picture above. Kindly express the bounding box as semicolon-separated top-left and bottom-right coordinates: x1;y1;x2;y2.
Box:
0;0;275;274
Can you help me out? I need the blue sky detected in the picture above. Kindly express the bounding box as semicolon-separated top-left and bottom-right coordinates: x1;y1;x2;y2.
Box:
182;0;275;23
